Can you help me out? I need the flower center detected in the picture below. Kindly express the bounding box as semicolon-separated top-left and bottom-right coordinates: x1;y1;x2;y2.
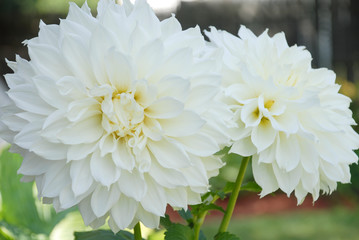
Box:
101;92;144;138
264;100;275;110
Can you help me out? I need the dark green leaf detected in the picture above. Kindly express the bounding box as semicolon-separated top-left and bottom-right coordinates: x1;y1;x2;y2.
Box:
215;232;241;240
164;224;194;240
178;209;193;221
199;204;225;214
74;229;137;240
241;181;262;193
160;214;173;229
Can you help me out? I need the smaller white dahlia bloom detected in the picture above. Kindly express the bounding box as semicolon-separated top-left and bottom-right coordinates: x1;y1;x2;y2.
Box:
0;0;231;232
206;25;359;203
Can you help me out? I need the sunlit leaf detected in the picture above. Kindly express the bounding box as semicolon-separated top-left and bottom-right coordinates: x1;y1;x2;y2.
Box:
164;224;193;240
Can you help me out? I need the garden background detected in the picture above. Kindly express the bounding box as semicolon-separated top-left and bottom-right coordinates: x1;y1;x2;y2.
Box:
0;0;359;239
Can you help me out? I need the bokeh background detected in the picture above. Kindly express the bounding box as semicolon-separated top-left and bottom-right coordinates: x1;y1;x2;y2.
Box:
0;0;359;239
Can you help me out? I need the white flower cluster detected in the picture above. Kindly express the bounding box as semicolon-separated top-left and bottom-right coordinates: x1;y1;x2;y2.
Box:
206;26;359;204
0;0;231;231
0;0;358;232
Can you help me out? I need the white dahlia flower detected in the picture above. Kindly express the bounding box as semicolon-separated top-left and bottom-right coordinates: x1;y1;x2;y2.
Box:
206;26;359;204
0;0;231;231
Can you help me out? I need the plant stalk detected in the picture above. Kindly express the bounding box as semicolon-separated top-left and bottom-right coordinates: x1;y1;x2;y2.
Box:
218;156;251;233
134;222;142;240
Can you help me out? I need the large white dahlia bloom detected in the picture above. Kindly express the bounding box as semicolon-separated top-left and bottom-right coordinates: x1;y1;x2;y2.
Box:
206;26;359;203
0;0;231;231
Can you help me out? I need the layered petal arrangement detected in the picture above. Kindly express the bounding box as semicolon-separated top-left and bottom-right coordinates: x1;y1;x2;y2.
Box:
0;0;231;231
206;26;359;203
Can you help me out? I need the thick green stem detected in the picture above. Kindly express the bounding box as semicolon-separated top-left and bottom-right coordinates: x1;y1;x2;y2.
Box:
134;222;142;240
193;211;206;240
218;156;251;233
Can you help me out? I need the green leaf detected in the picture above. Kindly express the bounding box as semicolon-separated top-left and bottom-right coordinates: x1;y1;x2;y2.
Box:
160;214;173;229
0;149;44;234
0;148;72;237
198;204;225;214
214;232;241;240
74;229;137;240
241;181;262;193
178;209;193;221
223;182;235;193
164;224;194;240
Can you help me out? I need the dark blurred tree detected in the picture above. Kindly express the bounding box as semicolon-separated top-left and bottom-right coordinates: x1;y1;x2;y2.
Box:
0;0;37;14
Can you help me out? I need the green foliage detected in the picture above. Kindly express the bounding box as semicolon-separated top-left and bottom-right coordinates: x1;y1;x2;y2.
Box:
203;207;359;240
164;224;194;240
241;181;262;193
159;214;173;229
214;232;240;240
74;229;138;240
178;209;193;223
0;148;71;239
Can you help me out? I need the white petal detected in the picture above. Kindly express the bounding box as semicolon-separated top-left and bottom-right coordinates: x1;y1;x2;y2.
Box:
252;157;279;197
117;169;147;201
99;134;117;156
110;196;138;230
147;138;191;169
91;185;121;217
251;121;277;152
70;158;94;196
175;133;219;157
145;97;183;119
67;142;97;161
66;98;100;123
159;111;205;137
276;133;300;171
112;139;135;171
160;15;181;39
33;76;69;109
142;118;163;141
90;150;121;187
89;25;117;85
149;160;187;188
78;197;97;226
241;99;262;127
135;39;164;80
30;138;67;160
61;34;97;88
17;152;53;175
272;163;302;196
298;137;319;173
7;85;53;115
185;85;219;113
165;188;187;209
140;176;166;216
28;43;71;79
41;164;70;198
135;205;160;229
105;50;133;92
14;121;42;149
230;136;257;157
58;115;103;144
157;76;190;102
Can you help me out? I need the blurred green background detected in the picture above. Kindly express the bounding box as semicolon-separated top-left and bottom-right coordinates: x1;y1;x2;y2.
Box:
1;0;359;239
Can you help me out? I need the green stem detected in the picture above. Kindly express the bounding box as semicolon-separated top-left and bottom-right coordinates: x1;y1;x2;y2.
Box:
194;195;220;239
134;222;142;240
218;156;251;233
